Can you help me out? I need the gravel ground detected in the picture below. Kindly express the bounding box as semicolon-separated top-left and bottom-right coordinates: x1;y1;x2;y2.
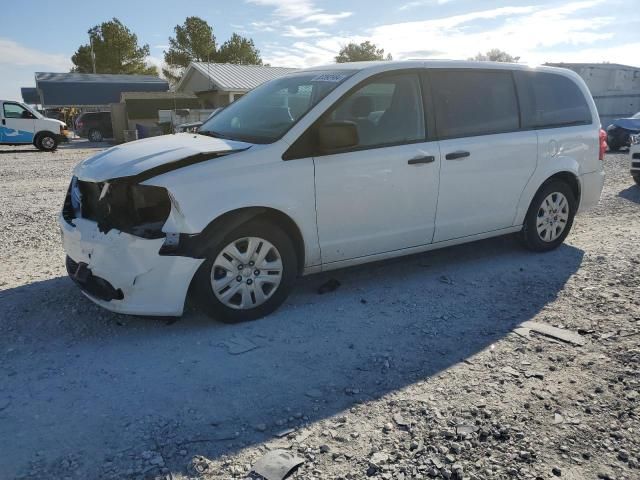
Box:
0;141;638;480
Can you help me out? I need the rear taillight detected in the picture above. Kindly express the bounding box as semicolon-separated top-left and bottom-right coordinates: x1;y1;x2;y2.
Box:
599;128;607;161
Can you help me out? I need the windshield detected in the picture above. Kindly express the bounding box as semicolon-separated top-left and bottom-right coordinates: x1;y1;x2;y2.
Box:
24;104;44;119
198;70;355;144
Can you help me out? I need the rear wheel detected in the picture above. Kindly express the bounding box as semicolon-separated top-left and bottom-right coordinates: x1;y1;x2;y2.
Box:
633;175;640;187
520;180;576;252
193;220;298;323
88;129;103;142
35;133;58;152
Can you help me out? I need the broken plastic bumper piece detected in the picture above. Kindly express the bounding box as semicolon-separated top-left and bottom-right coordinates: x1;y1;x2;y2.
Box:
59;215;203;316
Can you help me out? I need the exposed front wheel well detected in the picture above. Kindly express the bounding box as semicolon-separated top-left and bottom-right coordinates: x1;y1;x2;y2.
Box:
196;207;305;275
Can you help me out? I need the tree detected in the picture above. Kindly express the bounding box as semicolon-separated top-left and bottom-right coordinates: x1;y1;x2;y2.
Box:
216;33;263;65
71;18;157;75
335;41;392;63
470;49;520;63
162;16;217;84
163;18;263;85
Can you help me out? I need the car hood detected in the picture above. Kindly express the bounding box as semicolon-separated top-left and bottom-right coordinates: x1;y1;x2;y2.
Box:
611;118;640;131
73;133;253;182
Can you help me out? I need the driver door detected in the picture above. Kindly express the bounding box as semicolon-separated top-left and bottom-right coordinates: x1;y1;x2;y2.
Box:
313;71;441;264
1;102;36;144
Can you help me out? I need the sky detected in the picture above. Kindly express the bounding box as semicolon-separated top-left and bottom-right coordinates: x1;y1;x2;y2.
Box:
0;0;638;100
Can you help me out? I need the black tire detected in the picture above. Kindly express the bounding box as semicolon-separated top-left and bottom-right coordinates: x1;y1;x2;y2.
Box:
633;175;640;187
607;143;620;152
520;180;576;252
88;129;103;142
193;219;298;323
35;132;58;152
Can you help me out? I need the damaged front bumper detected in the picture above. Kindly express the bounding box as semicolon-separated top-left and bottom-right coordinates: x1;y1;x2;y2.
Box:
59;215;203;316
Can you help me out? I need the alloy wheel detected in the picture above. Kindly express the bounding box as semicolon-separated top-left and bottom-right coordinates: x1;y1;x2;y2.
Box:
536;192;570;242
211;237;283;310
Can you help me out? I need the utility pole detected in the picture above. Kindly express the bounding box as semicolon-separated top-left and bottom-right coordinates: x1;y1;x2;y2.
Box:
90;35;96;74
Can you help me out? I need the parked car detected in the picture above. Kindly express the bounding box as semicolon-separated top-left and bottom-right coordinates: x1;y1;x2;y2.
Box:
175;109;222;133
75;111;113;142
0;100;68;151
630;134;640;186
60;61;605;322
606;112;640;151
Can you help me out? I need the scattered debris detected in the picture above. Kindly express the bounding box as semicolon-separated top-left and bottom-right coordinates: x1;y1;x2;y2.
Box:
275;427;296;438
221;336;258;355
252;449;304;480
524;370;545;380
317;278;341;294
188;455;216;476
520;321;587;346
502;366;521;377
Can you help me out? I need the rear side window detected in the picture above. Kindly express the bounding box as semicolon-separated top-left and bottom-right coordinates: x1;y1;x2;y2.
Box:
430;70;519;139
515;71;592;128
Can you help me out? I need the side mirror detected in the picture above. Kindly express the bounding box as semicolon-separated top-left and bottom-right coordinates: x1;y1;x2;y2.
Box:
317;121;359;154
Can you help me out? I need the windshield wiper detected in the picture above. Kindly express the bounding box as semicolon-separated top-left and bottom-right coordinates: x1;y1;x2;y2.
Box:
198;130;235;141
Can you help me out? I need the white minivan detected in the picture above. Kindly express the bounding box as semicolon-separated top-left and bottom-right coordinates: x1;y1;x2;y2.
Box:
0;100;68;151
60;61;605;322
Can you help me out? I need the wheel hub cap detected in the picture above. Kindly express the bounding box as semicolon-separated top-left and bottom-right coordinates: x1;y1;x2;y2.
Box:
211;237;283;310
536;192;569;242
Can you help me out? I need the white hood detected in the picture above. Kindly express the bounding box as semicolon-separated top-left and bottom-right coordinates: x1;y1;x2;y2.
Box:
73;133;253;182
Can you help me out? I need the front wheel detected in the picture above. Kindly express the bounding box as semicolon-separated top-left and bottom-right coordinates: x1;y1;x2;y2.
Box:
88;129;103;142
36;133;58;152
520;180;576;252
193;220;298;323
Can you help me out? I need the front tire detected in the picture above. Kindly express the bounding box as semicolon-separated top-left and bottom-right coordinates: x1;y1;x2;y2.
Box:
193;220;298;323
35;133;58;152
520;180;576;252
88;129;103;142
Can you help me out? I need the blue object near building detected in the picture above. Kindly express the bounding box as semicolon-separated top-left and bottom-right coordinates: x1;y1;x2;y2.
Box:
35;72;169;108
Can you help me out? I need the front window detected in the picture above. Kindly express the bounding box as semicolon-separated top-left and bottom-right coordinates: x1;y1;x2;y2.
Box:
199;70;355;144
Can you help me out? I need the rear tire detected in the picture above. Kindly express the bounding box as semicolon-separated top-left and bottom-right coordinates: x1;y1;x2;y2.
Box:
633;175;640;187
35;133;58;152
88;129;103;142
193;219;298;323
520;180;576;252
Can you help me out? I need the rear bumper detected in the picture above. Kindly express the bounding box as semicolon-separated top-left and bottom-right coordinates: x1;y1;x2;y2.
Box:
578;169;605;213
59;215;203;316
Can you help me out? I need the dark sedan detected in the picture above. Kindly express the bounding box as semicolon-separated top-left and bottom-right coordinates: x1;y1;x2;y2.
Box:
606;112;640;151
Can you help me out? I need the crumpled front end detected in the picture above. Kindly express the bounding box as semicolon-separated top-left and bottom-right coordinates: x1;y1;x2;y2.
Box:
59;178;203;316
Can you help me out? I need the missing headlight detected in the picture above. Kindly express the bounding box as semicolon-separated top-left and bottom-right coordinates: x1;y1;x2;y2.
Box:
63;177;171;239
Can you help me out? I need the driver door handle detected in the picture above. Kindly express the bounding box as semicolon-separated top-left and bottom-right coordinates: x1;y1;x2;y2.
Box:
445;150;470;160
408;155;435;165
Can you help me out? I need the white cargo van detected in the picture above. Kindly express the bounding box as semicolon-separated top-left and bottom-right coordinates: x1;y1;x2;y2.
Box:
0;100;68;151
60;61;605;322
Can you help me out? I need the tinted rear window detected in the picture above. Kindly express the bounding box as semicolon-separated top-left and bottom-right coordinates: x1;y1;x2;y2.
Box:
515;71;592;128
430;70;520;139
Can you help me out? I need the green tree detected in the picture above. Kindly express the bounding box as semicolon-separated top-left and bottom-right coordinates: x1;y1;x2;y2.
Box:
216;33;263;65
71;18;157;75
335;41;392;63
470;49;520;63
162;16;217;84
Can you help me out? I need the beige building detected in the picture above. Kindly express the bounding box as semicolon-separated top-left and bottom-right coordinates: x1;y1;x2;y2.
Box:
174;62;296;108
547;63;640;126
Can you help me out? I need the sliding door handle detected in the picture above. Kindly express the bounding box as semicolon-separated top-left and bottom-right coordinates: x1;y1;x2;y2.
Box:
408;155;435;165
445;150;470;160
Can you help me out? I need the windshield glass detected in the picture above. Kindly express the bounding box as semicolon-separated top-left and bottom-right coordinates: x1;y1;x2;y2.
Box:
198;70;355;144
24;104;44;119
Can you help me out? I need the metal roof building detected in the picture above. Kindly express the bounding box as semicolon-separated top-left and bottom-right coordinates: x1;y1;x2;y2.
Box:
34;72;169;108
175;62;296;108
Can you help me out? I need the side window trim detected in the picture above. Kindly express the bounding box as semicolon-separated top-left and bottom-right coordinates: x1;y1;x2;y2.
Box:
283;69;428;160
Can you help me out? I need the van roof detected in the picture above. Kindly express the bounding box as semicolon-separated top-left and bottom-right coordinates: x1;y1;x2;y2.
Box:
300;59;570;75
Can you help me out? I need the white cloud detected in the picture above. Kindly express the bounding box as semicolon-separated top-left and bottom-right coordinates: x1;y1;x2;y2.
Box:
282;26;330;38
247;0;351;26
0;38;70;70
260;0;640;75
399;0;455;11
